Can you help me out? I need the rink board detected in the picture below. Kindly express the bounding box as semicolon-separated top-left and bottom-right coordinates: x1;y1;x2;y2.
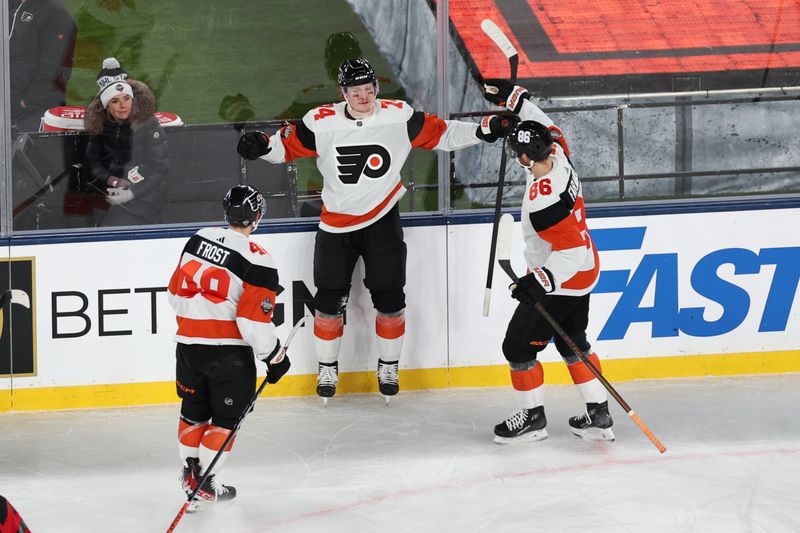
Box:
2;207;799;411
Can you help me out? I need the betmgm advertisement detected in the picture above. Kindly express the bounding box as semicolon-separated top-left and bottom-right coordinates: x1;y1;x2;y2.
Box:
4;208;800;411
1;258;36;377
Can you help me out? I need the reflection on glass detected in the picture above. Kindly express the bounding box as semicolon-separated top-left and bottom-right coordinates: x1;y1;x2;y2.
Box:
9;0;77;134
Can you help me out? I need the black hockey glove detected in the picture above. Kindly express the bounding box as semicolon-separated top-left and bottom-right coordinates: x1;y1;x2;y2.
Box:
237;131;271;160
476;114;521;143
510;267;555;306
260;340;290;384
482;78;529;113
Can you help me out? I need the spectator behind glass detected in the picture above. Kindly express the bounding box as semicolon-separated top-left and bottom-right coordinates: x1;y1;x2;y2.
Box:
9;0;76;133
84;58;169;227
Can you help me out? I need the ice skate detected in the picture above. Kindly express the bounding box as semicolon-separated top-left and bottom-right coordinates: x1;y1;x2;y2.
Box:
317;361;338;407
569;401;615;441
376;359;399;405
494;406;548;444
195;473;237;503
179;457;202;512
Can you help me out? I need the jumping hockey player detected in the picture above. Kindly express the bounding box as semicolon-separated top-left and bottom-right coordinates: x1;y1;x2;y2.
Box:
481;78;614;444
238;57;517;405
167;184;290;506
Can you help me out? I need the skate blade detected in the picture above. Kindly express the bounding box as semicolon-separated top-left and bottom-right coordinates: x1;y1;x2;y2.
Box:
322;397;329;408
494;428;548;445
570;427;615;441
383;395;392;406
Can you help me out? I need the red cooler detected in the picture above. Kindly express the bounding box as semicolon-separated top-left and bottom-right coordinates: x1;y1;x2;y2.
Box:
42;106;184;131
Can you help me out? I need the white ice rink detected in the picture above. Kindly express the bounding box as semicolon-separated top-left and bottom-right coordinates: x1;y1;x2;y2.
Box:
1;374;799;533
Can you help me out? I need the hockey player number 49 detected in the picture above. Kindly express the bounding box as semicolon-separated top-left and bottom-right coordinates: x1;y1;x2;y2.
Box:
175;260;231;304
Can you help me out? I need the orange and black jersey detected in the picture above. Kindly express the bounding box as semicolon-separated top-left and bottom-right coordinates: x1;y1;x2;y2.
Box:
167;227;279;356
517;99;599;296
262;99;480;233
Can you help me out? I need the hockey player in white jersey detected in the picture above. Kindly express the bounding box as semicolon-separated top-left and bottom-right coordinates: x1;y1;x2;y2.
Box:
481;79;614;444
238;57;517;404
167;184;290;505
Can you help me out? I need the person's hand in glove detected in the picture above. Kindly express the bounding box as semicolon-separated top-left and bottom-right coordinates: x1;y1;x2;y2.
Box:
510;267;555;306
482;78;529;113
259;340;290;384
237;131;271;160
106;187;135;205
476;114;521;143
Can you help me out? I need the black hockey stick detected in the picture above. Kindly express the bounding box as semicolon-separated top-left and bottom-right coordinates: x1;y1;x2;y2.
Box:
496;214;666;453
481;18;519;316
167;315;309;532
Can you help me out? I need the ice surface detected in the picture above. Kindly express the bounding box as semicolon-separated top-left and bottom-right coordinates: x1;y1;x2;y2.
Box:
1;375;798;532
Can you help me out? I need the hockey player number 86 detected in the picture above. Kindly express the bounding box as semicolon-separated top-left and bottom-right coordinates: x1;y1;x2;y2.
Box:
517;130;531;143
175;259;231;304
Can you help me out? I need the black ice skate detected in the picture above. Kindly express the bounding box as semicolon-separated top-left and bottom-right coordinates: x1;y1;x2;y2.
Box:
569;401;615;441
195;473;237;503
494;406;548;444
317;361;339;406
376;359;399;405
179;457;201;512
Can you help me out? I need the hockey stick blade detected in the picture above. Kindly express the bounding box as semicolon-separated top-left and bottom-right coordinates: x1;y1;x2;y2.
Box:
480;19;517;60
494;214;666;453
0;290;30;309
497;213;518;285
480;19;519;82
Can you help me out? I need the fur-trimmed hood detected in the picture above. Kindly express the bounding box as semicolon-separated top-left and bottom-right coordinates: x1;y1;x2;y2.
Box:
84;79;157;135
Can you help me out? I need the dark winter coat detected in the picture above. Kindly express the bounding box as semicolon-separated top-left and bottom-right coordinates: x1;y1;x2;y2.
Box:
85;79;170;226
9;0;76;128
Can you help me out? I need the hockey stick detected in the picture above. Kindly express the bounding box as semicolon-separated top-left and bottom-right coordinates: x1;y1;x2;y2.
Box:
481;18;519;317
166;315;309;532
0;290;31;309
496;215;667;453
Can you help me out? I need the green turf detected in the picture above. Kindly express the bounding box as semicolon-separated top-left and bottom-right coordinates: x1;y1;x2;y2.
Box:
61;0;441;211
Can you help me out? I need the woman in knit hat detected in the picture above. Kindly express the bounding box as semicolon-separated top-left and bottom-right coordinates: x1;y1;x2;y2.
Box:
85;57;170;227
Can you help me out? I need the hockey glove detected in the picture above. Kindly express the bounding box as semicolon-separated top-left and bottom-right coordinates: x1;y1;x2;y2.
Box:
510;267;555;306
483;79;529;114
237;131;271;160
476;114;521;143
106;187;135;205
260;340;290;384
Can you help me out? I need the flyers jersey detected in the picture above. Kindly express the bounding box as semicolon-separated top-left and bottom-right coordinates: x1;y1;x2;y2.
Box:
518;99;600;296
167;227;279;355
263;99;480;233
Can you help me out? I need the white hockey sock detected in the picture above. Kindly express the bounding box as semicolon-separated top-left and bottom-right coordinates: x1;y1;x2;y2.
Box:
567;353;607;404
510;362;544;409
376;310;405;363
178;417;208;461
314;312;344;364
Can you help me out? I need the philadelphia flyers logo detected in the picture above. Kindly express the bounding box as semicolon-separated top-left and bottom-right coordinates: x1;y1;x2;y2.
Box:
335;144;391;184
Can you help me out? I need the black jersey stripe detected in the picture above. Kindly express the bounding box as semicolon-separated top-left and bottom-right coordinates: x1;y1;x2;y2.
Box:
185;235;277;290
295;120;317;152
406;111;426;143
244;264;279;291
529;169;578;232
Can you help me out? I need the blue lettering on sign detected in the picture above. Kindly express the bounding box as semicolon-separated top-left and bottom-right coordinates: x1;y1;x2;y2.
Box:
591;227;800;340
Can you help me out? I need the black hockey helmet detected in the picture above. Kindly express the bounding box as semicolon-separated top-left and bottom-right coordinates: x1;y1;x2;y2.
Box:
506;120;553;162
223;184;266;229
337;57;376;87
